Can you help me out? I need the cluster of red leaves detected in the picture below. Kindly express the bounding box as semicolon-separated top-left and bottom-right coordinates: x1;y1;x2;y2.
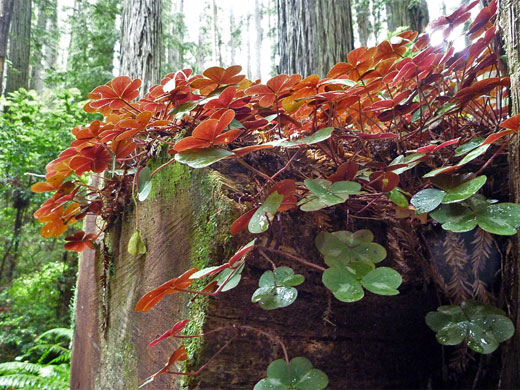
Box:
30;0;520;383
32;0;516;261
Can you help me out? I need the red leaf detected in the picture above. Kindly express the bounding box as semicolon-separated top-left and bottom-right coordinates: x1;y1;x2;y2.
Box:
149;320;190;347
64;231;97;252
499;114;520;131
369;171;399;192
230;208;258;235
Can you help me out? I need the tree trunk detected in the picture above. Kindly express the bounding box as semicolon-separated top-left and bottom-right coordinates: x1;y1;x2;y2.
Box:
5;0;31;94
355;0;370;47
0;0;14;94
30;2;48;91
499;0;520;388
277;0;354;77
120;0;162;96
385;0;429;34
254;0;263;80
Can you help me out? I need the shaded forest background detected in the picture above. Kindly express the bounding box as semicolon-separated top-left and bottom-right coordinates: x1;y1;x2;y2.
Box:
0;0;486;387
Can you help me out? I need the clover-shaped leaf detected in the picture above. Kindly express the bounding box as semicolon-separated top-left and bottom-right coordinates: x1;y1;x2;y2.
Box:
315;229;386;267
322;262;402;302
431;195;520;235
252;267;304;310
426;300;514;354
249;191;284;234
299;179;361;212
441;175;487;204
138;166;153;201
254;357;329;390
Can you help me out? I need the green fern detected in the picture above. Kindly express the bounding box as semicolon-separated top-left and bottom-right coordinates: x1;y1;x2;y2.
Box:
0;328;71;390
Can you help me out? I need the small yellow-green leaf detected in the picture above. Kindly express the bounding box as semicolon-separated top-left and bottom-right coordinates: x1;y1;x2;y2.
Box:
128;230;146;256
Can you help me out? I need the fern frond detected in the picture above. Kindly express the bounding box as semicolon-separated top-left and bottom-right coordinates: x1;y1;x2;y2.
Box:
35;328;72;343
470;228;493;275
0;373;69;390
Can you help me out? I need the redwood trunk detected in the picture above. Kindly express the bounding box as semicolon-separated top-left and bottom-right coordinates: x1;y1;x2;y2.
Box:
385;0;429;33
120;0;162;96
0;0;14;94
277;0;354;77
5;0;31;94
499;0;520;388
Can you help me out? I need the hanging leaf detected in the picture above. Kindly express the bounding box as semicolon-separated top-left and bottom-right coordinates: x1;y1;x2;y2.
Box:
426;300;514;354
216;262;245;292
249;192;284;234
174;148;234;168
138;167;153;202
252;267;304;310
128;230;146;256
254;357;329;390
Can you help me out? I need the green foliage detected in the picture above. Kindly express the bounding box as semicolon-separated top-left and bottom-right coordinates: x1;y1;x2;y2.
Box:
252;267;304;310
254;357;328;390
430;195;520;235
0;328;71;389
426;300;515;354
298;179;361;212
0;263;72;361
249;192;284;234
60;0;120;97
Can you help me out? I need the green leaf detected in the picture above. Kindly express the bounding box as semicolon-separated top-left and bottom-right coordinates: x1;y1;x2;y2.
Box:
171;102;197;119
216;263;245;292
229;118;246;129
253;267;304;310
315;229;386;267
426;301;515;354
279;127;334;147
138;166;152;202
174;148;234;168
251;286;298;310
322;266;365;302
457;144;490;166
430;204;477;232
388;188;409;207
361;267;402;295
254;358;328;390
477;203;520;235
442;176;487;204
299;179;361;211
455;138;484;156
249;192;284;234
411;188;446;214
128;230;146;256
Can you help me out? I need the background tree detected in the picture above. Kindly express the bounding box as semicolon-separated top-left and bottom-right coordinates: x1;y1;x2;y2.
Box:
0;0;14;94
120;0;162;95
277;0;354;76
385;0;429;33
354;0;371;47
5;0;31;94
66;0;119;97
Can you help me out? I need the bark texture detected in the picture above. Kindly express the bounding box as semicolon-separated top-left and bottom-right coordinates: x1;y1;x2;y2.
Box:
120;0;162;96
354;0;370;47
5;0;31;94
277;0;354;77
499;0;520;387
385;0;429;34
0;0;14;94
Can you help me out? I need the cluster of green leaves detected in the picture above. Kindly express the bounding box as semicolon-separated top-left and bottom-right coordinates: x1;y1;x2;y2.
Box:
316;230;402;302
0;328;71;390
426;300;514;354
411;175;520;235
